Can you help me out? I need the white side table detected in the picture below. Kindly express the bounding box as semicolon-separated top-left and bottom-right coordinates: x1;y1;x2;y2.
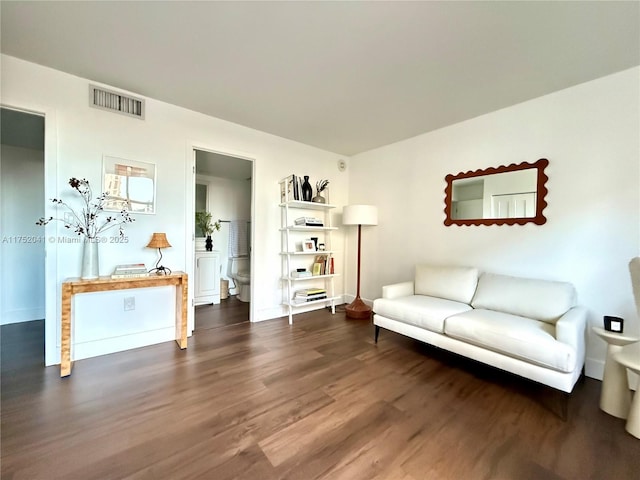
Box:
592;327;639;418
613;342;640;439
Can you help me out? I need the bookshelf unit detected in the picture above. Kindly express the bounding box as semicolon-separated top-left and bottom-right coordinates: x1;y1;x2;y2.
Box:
279;177;339;324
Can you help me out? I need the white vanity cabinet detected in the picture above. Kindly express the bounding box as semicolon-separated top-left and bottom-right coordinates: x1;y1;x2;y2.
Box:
194;251;220;305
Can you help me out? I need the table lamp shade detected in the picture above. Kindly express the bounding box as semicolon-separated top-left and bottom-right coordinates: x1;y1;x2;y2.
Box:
146;233;171;249
343;205;378;226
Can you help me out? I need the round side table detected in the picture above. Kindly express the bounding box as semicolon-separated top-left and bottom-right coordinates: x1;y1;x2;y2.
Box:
613;342;640;439
592;327;639;418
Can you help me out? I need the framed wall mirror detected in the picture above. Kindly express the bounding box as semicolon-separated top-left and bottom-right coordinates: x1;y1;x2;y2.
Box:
444;158;548;226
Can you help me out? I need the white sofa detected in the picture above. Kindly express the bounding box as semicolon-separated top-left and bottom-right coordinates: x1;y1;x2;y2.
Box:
373;265;587;394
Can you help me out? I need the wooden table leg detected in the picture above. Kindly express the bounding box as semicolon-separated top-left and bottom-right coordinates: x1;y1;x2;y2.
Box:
175;275;188;349
60;283;72;377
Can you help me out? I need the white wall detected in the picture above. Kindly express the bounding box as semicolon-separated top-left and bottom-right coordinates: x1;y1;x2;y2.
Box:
347;67;640;380
1;55;349;366
0;144;45;324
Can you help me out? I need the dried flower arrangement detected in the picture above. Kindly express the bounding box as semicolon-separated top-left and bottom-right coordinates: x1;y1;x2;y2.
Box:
36;177;134;238
316;179;329;193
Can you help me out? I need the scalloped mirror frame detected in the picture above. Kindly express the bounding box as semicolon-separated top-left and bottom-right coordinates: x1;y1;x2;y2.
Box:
444;158;549;226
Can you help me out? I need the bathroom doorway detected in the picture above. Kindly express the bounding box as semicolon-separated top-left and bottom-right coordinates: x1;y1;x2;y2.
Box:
193;149;253;331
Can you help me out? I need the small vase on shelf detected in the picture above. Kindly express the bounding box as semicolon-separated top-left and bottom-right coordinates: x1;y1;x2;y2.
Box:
312;193;326;203
302;176;313;202
205;235;213;251
313;179;329;204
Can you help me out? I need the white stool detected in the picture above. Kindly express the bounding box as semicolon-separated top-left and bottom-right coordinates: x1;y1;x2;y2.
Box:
613;342;640;439
592;327;639;418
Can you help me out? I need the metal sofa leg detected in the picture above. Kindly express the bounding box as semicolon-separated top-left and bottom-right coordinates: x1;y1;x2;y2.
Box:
374;325;380;343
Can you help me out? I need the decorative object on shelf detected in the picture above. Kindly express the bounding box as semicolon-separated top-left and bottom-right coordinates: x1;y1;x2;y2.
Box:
302;239;316;252
604;315;624;333
195;211;221;251
146;232;172;275
343;205;378;319
36;177;134;279
301;175;313;201
313;179;329;203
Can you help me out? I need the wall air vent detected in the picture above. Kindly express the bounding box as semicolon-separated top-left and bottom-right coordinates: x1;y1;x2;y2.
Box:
89;85;145;120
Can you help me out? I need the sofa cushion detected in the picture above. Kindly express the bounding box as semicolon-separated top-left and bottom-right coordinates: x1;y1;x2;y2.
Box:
444;309;576;372
471;273;576;324
414;265;479;304
373;295;472;333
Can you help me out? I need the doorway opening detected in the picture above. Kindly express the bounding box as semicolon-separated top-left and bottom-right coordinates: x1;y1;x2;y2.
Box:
0;107;46;369
193;149;253;331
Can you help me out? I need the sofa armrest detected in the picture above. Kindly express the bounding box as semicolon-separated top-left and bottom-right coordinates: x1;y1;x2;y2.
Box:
382;281;414;299
555;306;588;365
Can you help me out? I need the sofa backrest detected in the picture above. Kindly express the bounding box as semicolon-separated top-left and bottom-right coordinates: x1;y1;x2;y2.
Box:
471;273;577;323
415;265;479;304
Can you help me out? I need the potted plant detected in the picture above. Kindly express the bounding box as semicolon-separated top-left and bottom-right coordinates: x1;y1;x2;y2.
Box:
195;211;221;251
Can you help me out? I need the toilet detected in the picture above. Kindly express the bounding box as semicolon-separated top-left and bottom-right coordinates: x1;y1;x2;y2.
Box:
228;256;251;302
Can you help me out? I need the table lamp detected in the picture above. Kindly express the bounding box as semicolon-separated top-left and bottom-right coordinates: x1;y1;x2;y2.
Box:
146;232;172;275
342;205;378;319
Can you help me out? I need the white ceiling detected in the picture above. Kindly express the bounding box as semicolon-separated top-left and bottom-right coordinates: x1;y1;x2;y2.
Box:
1;1;638;156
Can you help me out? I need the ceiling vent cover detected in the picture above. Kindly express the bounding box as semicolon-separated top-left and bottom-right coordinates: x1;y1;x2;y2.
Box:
89;85;145;119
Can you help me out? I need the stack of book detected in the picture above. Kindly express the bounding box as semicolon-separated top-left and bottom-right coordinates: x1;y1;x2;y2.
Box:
111;263;149;279
295;216;324;227
293;288;327;304
292;270;312;278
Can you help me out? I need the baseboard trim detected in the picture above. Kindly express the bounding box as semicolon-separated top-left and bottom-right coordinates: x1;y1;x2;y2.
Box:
1;307;45;325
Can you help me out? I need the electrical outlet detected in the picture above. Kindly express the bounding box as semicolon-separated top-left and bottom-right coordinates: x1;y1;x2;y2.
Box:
124;296;135;311
64;212;75;225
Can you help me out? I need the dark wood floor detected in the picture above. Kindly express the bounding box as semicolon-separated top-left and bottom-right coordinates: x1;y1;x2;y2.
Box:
195;295;250;330
2;311;639;479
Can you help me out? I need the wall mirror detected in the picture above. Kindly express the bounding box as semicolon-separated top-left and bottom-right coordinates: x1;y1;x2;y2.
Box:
444;158;548;226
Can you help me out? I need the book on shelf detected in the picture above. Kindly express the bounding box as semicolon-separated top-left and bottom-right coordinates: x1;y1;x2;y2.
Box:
292;271;312;278
295;217;323;226
292;174;300;201
313;255;330;276
295;288;326;296
112;263;148;278
113;263;146;272
111;272;149;279
283;174;295;203
293;295;328;304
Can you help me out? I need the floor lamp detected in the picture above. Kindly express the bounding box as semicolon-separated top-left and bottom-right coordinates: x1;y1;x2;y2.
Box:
343;205;378;319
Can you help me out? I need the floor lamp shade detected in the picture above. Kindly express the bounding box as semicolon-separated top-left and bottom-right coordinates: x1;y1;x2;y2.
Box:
343;205;378;226
343;205;378;319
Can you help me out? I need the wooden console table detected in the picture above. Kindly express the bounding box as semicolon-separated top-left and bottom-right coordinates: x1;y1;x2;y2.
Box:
60;271;188;377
